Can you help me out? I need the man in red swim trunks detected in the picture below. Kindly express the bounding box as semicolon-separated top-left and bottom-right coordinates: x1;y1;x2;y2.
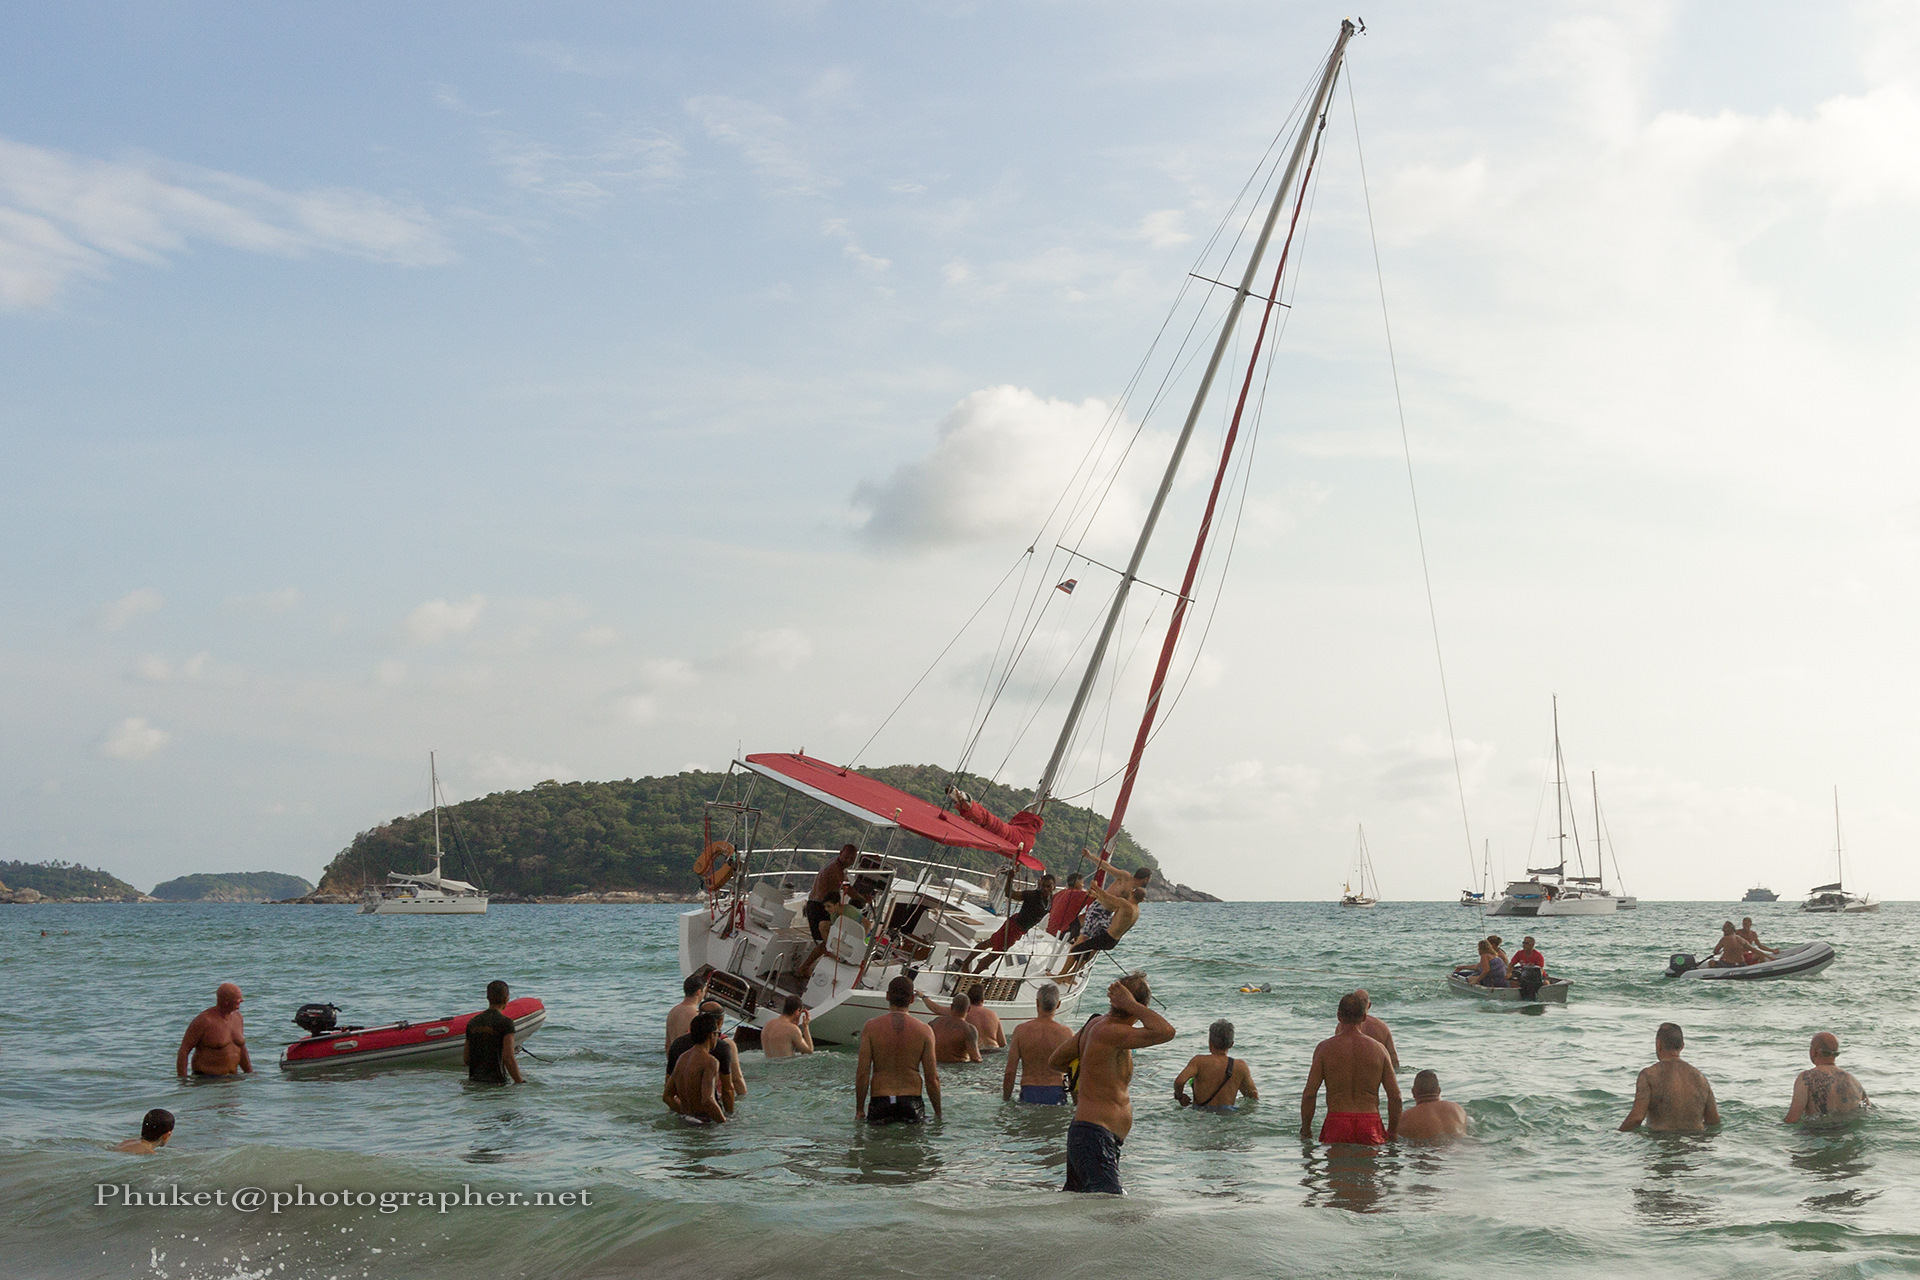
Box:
1301;991;1400;1145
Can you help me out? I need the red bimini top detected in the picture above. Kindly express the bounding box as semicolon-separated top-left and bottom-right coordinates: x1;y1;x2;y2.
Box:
741;753;1044;870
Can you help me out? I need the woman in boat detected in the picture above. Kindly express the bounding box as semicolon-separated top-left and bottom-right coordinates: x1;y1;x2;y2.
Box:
1467;939;1510;988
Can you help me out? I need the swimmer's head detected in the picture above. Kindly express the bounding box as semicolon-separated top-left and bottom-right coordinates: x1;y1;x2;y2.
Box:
1656;1022;1685;1053
951;991;971;1014
1811;1032;1840;1062
486;980;509;1006
688;1012;718;1043
1412;1070;1441;1100
141;1109;175;1143
1208;1019;1235;1052
885;976;916;1007
782;995;804;1017
1035;983;1060;1014
1337;992;1367;1024
215;983;243;1011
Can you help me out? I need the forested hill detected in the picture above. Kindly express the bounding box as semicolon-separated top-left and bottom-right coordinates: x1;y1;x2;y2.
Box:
316;764;1161;898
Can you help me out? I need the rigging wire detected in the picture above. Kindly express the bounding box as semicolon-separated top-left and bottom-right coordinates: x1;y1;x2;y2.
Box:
1346;68;1478;887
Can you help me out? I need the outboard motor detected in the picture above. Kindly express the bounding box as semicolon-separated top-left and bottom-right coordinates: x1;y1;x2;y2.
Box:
1664;953;1698;979
293;1003;342;1036
1512;963;1545;1000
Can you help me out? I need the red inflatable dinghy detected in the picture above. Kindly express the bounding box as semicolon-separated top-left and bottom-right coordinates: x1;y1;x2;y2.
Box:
279;997;547;1071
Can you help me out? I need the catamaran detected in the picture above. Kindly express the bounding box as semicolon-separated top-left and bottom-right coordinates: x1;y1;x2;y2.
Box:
678;22;1364;1044
1340;825;1380;907
359;753;488;915
1491;699;1616;916
1802;787;1877;913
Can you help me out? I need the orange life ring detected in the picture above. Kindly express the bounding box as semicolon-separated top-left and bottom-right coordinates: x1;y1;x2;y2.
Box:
694;841;735;893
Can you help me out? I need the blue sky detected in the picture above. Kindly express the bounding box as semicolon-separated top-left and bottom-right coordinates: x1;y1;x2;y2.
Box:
4;2;1919;899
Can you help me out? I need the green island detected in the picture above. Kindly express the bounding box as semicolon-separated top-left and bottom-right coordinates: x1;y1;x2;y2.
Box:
0;860;144;902
316;764;1214;901
150;872;315;902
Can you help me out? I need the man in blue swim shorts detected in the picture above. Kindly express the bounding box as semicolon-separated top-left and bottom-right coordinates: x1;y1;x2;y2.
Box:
1004;983;1074;1104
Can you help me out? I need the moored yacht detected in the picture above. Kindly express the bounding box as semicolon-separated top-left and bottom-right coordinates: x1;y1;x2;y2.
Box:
360;754;488;915
1801;787;1878;914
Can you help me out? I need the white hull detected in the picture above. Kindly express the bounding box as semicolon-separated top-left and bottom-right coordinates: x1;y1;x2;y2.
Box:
363;894;488;914
1536;893;1617;916
1338;897;1377;908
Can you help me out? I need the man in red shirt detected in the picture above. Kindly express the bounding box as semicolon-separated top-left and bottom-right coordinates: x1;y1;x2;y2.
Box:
1046;873;1091;938
1511;935;1547;979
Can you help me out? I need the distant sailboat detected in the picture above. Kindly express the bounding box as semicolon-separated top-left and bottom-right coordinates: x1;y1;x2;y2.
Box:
360;753;488;915
1801;787;1877;914
1340;825;1380;907
1460;839;1490;907
1491;698;1615;916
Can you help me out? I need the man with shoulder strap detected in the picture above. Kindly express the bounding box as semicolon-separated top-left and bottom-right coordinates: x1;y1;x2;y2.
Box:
1174;1018;1258;1111
1047;972;1175;1193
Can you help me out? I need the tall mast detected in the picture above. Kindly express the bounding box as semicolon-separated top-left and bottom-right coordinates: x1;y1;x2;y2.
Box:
1552;696;1566;881
431;751;442;879
1833;784;1842;887
1029;19;1358;812
1591;770;1604;892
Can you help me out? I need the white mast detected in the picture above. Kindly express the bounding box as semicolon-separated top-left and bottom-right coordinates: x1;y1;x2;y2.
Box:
1029;19;1358;810
431;751;442;882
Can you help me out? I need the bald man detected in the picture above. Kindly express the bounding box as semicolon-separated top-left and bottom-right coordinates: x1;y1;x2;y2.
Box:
1785;1032;1868;1123
176;983;252;1077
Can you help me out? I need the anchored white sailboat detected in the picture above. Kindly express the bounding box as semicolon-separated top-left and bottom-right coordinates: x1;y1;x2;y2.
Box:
1492;698;1616;917
1340;825;1380;907
1802;787;1877;913
679;23;1364;1045
360;753;488;915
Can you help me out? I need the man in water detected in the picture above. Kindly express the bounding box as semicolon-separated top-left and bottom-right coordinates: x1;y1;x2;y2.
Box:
115;1109;175;1154
1784;1032;1868;1123
1046;873;1091;938
176;983;252;1078
1397;1070;1470;1142
463;980;524;1085
666;972;707;1051
1047;972;1175;1194
664;1012;728;1124
857;975;943;1124
963;983;1006;1051
1302;991;1401;1144
1174;1018;1258;1111
967;874;1054;973
699;999;749;1104
918;991;983;1063
1352;989;1401;1071
1708;922;1756;968
1620;1022;1720;1131
795;845;863;983
1510;936;1548;980
761;996;814;1058
1003;983;1074;1104
1738;918;1778;960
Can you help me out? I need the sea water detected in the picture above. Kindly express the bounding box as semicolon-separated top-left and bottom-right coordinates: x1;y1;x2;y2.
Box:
3;900;1916;1279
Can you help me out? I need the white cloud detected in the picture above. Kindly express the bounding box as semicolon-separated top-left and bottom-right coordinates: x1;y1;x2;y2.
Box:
640;657;699;688
100;716;170;760
375;659;408;687
821;218;890;275
403;595;486;645
227;588;302;614
1132;209;1191;249
98;588;163;630
133;652;209;683
467;754;579;791
579;624;618;647
686;95;829;195
0;135;453;308
486;126;684;209
739;628;814;672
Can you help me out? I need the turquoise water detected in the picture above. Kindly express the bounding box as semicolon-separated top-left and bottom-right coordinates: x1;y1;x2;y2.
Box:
4;900;1917;1279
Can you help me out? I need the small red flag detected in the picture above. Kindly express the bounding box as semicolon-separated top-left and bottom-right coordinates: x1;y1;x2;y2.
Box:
1056;579;1077;594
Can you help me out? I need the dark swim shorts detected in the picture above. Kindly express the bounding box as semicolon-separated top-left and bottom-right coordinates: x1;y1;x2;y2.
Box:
805;900;833;941
1064;1119;1124;1194
866;1094;926;1125
1069;930;1119;956
1018;1083;1067;1105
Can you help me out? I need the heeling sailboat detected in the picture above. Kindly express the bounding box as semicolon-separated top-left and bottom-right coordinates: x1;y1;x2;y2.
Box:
677;22;1362;1046
1802;786;1878;913
360;753;488;915
1340;825;1380;907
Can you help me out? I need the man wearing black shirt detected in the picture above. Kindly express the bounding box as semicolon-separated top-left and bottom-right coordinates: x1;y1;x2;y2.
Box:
967;874;1054;973
463;980;523;1085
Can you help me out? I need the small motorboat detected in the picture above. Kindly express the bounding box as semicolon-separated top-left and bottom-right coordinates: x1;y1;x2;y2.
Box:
279;997;546;1071
1447;965;1570;1004
1665;941;1835;981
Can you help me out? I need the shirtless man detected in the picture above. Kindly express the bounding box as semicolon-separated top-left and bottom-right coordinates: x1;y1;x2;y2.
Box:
1352;989;1400;1071
1738;918;1778;960
699;999;749;1103
1059;874;1145;977
1784;1032;1869;1123
1174;1019;1258;1110
115;1109;175;1154
1047;972;1175;1194
1708;922;1755;968
663;1013;728;1124
795;845;863;982
666;973;707;1051
963;983;1006;1051
761;995;814;1058
857;975;943;1124
1397;1070;1469;1142
176;983;252;1078
1003;984;1075;1103
919;991;982;1063
1302;991;1401;1144
1620;1022;1720;1132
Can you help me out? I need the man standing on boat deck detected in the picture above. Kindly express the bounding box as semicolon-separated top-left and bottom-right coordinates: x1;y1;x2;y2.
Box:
1620;1022;1719;1132
919;991;983;1063
464;980;523;1085
1005;984;1075;1104
1351;990;1400;1071
666;973;707;1051
858;975;943;1124
795;845;863;983
1046;873;1091;938
1302;992;1400;1144
1784;1032;1868;1123
966;875;1054;974
1048;972;1175;1193
664;1013;728;1124
176;983;252;1078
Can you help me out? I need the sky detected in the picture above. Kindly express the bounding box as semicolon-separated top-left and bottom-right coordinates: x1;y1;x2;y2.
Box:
3;1;1918;900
